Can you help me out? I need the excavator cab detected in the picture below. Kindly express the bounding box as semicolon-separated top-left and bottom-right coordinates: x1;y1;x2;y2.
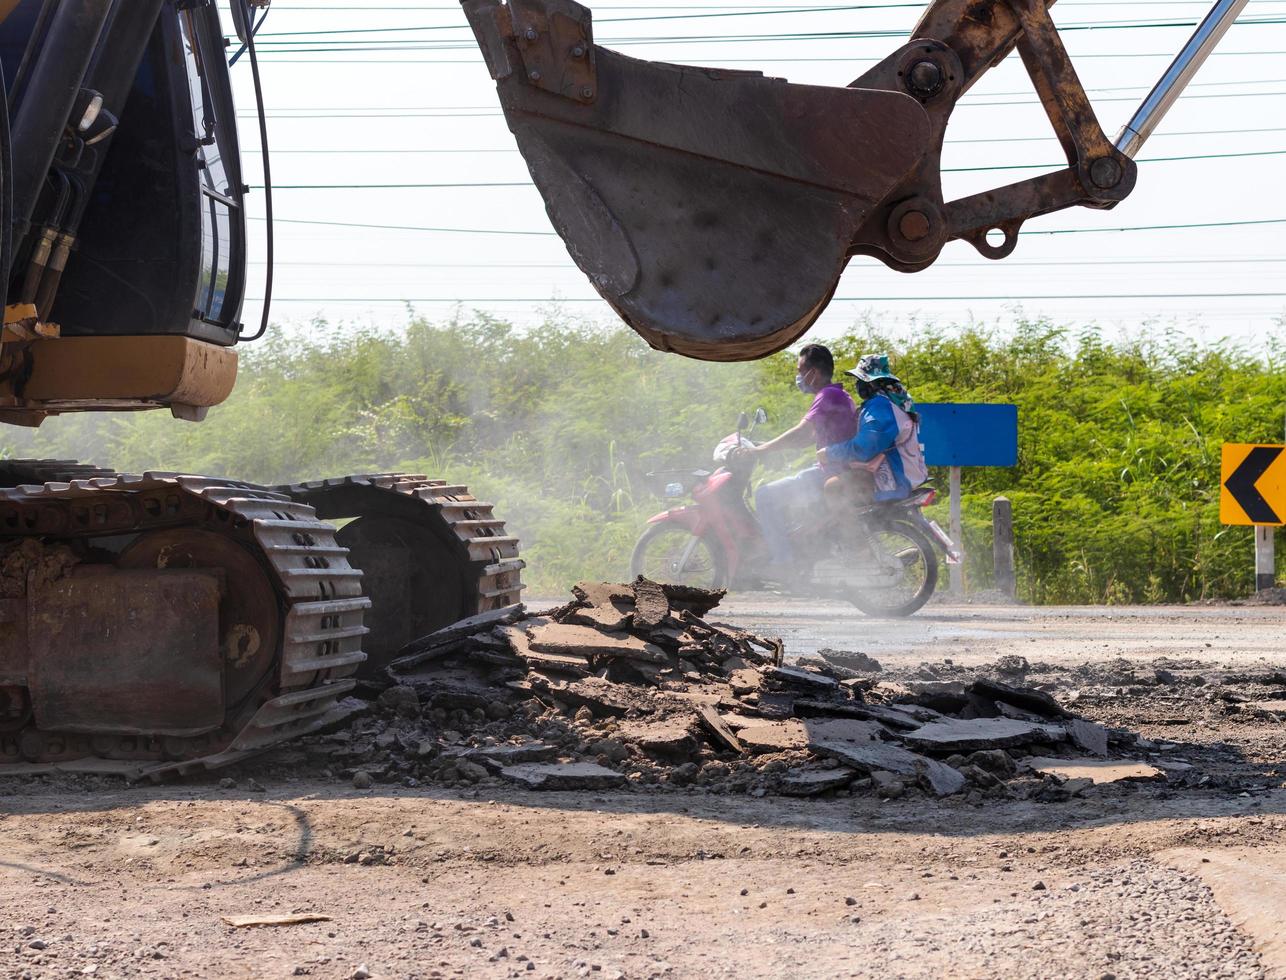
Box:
466;0;1244;362
0;0;247;426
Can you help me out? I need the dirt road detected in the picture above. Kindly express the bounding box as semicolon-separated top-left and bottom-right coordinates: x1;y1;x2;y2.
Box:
4;600;1286;980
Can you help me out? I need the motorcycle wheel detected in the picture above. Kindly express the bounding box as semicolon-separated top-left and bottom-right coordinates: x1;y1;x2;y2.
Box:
629;523;728;590
844;520;938;617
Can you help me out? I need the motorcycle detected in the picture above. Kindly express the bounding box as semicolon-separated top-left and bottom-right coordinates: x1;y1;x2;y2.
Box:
630;410;960;617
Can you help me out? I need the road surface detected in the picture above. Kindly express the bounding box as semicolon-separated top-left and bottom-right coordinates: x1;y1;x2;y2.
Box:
718;594;1286;670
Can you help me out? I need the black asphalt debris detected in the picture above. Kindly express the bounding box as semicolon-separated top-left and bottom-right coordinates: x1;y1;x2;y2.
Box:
281;579;1168;800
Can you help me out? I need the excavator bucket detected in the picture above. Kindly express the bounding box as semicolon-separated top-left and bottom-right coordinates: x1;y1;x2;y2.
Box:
464;0;932;361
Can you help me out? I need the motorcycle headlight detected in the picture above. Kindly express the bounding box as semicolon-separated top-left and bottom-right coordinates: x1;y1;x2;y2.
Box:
664;482;685;499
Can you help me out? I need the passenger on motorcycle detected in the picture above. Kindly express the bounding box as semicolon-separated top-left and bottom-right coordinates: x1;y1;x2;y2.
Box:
817;354;929;507
743;344;858;579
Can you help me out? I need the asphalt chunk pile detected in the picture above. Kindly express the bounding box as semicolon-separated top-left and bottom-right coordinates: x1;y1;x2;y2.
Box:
308;580;1162;800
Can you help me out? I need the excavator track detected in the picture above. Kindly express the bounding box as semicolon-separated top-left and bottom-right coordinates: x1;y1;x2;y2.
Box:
0;470;370;779
0;459;119;486
277;474;525;673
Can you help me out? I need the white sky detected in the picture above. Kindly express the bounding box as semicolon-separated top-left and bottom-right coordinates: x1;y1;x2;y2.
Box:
225;0;1286;347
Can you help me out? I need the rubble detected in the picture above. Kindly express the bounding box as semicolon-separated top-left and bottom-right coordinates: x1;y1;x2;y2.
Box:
1023;758;1164;784
500;763;627;791
738;721;808;754
779;767;858;796
275;577;1183;802
810;740;966;797
1066;718;1110;756
901;718;1068;753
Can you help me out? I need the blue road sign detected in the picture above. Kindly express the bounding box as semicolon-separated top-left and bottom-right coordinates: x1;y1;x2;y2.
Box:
918;403;1019;468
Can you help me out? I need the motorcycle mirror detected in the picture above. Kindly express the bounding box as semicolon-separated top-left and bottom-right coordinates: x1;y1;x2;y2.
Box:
736;412;750;431
754;407;768;425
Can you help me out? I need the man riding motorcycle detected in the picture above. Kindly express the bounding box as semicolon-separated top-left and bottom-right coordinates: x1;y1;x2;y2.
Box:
632;352;948;613
818;354;929;507
742;343;857;581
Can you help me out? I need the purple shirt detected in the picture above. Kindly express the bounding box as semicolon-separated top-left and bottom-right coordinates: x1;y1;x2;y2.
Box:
805;383;858;450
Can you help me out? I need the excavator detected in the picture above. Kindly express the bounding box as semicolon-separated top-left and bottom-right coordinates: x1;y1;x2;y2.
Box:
0;0;523;776
0;0;1249;776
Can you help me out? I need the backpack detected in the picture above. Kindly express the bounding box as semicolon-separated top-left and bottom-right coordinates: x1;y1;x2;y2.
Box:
890;400;929;489
859;391;930;499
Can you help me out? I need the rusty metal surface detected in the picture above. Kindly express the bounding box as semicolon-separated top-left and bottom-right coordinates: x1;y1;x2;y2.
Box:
468;0;931;361
467;0;1139;362
839;0;1134;267
509;0;596;103
28;567;224;736
117;528;280;709
0;598;25;686
0;472;369;773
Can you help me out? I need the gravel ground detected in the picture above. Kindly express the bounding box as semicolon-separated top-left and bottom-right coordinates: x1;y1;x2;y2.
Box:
3;602;1286;979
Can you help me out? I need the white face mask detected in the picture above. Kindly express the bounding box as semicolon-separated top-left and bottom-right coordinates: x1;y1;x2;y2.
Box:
795;369;816;394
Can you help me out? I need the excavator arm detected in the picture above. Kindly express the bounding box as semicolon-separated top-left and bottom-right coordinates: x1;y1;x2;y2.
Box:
465;0;1249;361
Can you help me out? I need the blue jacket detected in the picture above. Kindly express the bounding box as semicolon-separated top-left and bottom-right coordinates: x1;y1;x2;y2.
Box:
826;394;913;501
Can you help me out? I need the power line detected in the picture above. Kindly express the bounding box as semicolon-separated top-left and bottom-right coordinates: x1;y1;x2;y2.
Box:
241;77;1286;112
250;256;1286;269
243;126;1286;155
253;148;1285;188
252;5;929;35
271;1;1286;8
243;89;1286;120
263;181;530;189
946;125;1286;144
1033;218;1286;235
253;50;1286;64
947;147;1286;171
253;215;1286;236
247;16;1286;51
262;216;558;235
250;14;1286;40
250;292;1286;303
256;0;1286;31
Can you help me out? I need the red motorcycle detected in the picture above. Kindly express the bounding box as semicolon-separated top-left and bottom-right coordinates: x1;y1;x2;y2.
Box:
630;410;956;617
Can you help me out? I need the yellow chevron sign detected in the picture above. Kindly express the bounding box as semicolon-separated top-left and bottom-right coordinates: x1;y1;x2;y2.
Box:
1221;444;1286;526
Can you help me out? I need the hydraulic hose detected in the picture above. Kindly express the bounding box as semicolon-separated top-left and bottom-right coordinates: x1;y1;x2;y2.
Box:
238;2;273;343
0;55;12;304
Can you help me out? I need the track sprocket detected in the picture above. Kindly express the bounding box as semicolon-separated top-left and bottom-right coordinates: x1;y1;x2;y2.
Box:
277;474;524;672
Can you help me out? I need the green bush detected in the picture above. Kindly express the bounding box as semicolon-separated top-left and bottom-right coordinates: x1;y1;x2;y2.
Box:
5;311;1283;600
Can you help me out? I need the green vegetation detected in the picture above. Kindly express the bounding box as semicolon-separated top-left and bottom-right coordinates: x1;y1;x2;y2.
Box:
6;312;1284;602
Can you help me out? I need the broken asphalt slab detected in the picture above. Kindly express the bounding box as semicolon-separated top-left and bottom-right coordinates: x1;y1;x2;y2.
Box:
527;622;670;664
971;678;1068;718
1065;717;1110;756
901;717;1069;753
810;740;966;797
630;577;671;630
764;665;841;692
617;717;699;756
1023;757;1163;784
738;721;808;754
391;604;525;669
779;767;859;797
500;762;628;791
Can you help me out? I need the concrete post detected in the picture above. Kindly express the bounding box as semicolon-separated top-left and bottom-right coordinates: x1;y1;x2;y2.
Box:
1256;526;1276;592
993;496;1016;599
949;466;964;597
